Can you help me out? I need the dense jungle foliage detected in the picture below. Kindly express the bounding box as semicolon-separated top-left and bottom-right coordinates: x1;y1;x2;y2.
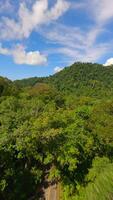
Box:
0;63;113;200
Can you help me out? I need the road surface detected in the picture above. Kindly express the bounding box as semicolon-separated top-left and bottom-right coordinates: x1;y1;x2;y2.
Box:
39;181;59;200
47;183;57;200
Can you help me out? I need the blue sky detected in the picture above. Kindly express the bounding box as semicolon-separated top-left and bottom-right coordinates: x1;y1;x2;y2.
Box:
0;0;113;80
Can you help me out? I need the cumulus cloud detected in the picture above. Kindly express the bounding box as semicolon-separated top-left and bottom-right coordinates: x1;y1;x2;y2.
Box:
54;66;64;73
0;44;47;65
0;0;70;40
103;58;113;66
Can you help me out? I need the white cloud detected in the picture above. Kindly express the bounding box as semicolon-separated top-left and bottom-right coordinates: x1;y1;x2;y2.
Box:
56;44;109;63
0;0;70;40
40;24;111;63
89;0;113;24
40;24;85;49
0;44;47;65
54;66;64;73
0;43;10;55
42;0;113;64
47;0;70;20
1;0;113;66
103;58;113;66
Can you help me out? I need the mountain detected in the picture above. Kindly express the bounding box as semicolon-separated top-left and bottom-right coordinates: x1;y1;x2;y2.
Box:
14;62;113;97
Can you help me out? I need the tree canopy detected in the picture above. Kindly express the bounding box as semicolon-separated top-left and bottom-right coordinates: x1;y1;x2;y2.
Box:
0;62;113;199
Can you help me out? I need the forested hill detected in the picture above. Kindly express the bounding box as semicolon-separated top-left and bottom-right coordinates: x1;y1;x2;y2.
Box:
0;76;18;96
1;62;113;200
14;62;113;97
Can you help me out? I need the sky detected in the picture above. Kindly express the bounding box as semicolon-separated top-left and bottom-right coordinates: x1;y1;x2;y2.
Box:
0;0;113;80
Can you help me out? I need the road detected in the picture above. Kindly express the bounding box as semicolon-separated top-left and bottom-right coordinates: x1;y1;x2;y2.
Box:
47;183;57;200
40;181;59;200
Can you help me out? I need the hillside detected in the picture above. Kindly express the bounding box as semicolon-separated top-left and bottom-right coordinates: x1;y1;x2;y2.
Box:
14;62;113;97
14;76;46;88
0;76;18;97
48;62;113;92
0;62;113;200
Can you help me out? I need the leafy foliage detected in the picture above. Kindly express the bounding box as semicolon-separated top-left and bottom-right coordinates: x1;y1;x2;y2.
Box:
0;62;113;199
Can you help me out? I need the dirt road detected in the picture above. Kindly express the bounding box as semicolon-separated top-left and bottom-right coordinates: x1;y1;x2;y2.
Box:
46;183;57;200
40;181;59;200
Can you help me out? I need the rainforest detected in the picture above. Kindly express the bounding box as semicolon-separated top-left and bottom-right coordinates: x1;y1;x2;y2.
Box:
0;62;113;200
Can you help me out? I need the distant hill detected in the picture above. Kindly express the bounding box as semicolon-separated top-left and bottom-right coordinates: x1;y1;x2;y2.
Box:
14;77;46;88
14;62;113;97
0;76;18;97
